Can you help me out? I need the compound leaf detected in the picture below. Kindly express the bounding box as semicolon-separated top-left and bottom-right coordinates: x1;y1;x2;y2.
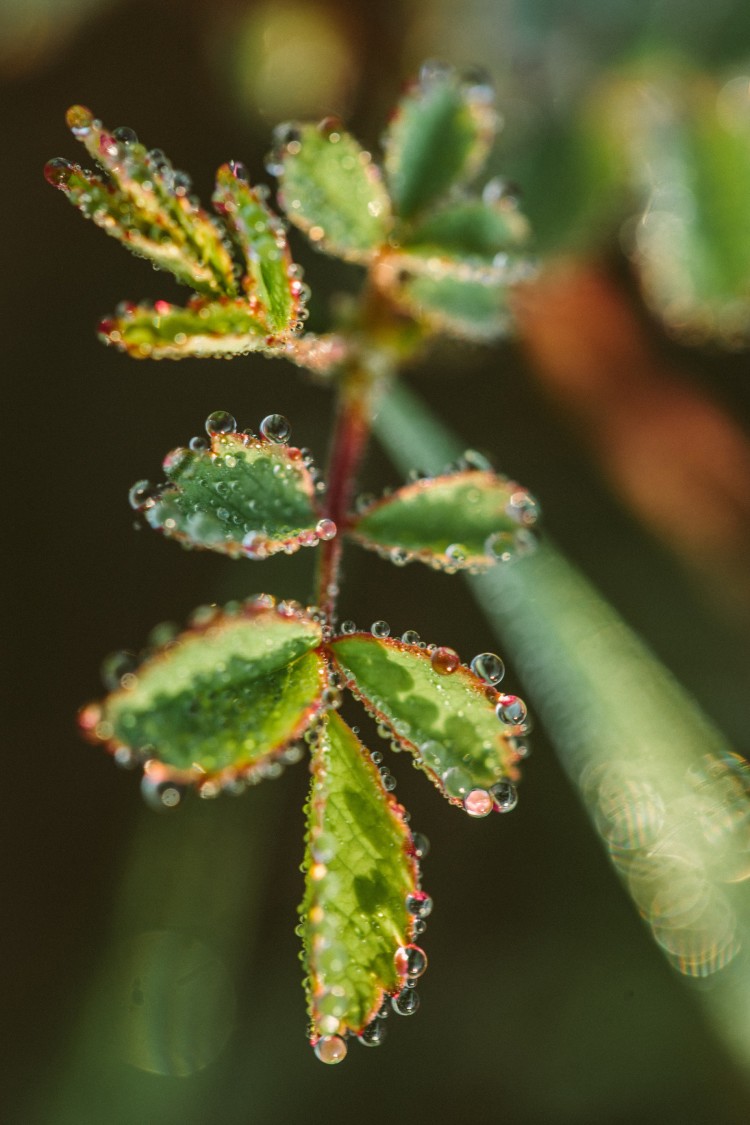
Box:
300;711;420;1044
48;106;237;297
82;599;326;781
134;429;326;559
350;471;540;571
98;297;274;359
329;633;525;810
383;65;497;221
213;163;305;333
273;122;392;260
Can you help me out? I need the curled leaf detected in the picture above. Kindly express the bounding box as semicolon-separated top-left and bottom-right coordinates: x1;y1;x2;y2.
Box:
300;712;421;1048
273;121;392;260
350;470;540;571
329;633;525;810
81;598;326;782
213;163;305;333
134;429;325;559
52;105;237;297
383;63;498;220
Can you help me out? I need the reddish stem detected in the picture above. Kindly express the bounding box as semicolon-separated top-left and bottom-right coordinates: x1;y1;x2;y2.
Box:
316;366;380;624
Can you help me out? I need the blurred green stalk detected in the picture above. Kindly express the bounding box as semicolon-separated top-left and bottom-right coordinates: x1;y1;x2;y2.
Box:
375;381;750;1078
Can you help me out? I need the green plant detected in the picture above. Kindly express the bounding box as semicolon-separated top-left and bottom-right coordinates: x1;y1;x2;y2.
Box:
46;63;540;1063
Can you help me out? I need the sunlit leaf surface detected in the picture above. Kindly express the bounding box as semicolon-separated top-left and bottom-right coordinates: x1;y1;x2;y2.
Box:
300;712;420;1048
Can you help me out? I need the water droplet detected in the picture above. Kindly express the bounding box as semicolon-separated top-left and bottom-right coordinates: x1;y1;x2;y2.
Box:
464;788;494;818
406;892;433;919
44;157;74;188
316;519;337;541
507;490;540;527
66;104;94;136
485;531;517;562
189;436;208;452
470;652;505;685
445;544;468;566
496;695;527;725
113;125;138;146
162;447;194;476
340;620;357;634
380;769;397;792
260;413;291;443
395;943;428;979
205;410;237;436
391;988;420;1016
411;832;430;859
357;1020;386;1047
431;647;460;675
128;479;159;510
314;1035;347;1064
141;775;185;810
98;132;119;159
100;650;137;690
491;781;519;813
370;750;384;765
371;620;390;638
442;766;473;799
462;449;493;471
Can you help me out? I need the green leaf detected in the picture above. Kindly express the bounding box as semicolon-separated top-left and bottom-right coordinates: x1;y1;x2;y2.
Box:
329;633;524;810
213;163;304;333
622;77;750;344
98;297;274;359
350;470;540;571
383;64;497;220
386;270;515;340
135;430;326;558
49;106;237;297
399;198;529;266
83;598;326;781
300;711;420;1045
273;122;392;260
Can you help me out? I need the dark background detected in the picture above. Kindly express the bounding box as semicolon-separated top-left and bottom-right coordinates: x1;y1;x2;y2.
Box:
5;1;750;1121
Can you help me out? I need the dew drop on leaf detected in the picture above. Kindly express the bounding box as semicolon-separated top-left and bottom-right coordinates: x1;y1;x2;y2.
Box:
491;780;519;812
260;413;292;443
405;891;433;919
470;652;505;685
430;646;460;675
395;943;428;979
205;410;237;436
357;1020;386;1047
411;832;430;859
340;620;356;634
371;620;390;638
464;788;494;817
316;519;337;541
401;630;421;645
391;988;420;1016
314;1035;347;1064
496;694;527;725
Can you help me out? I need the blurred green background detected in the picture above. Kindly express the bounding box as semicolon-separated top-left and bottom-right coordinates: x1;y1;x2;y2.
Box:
6;0;750;1121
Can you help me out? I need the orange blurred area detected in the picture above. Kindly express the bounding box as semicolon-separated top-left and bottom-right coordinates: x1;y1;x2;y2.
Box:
515;262;750;619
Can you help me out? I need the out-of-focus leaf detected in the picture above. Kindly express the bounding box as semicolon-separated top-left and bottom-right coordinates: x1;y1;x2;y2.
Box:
50;105;237;297
134;430;324;559
82;599;326;780
398;197;529;265
349;470;540;571
97;297;274;359
383;64;497;220
213;163;304;333
595;71;750;344
384;269;516;340
273;122;392;260
300;712;420;1046
329;633;525;810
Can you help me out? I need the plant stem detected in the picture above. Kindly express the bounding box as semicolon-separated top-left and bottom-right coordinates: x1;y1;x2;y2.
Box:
374;380;750;1082
316;360;384;623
